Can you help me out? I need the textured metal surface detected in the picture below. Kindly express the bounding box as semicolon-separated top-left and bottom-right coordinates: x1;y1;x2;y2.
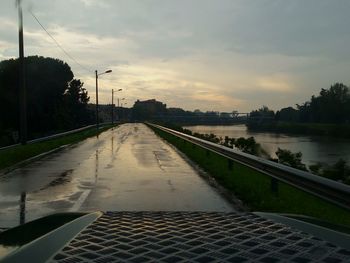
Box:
50;212;350;262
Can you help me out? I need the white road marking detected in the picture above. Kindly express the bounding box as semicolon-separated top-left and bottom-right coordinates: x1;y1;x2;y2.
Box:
69;189;91;212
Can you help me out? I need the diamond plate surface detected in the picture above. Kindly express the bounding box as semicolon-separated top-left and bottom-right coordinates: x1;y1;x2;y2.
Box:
50;212;350;262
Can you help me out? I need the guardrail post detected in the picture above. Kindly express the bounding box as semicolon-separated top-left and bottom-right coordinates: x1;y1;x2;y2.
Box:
270;178;279;195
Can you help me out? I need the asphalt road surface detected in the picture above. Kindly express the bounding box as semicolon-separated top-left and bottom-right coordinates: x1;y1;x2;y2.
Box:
0;123;234;228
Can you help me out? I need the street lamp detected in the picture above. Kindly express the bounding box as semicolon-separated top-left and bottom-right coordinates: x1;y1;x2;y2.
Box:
17;0;27;144
112;88;122;124
95;69;112;129
117;97;125;108
117;98;125;122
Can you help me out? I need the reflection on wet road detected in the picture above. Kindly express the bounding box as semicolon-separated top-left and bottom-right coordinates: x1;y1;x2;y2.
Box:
0;124;233;228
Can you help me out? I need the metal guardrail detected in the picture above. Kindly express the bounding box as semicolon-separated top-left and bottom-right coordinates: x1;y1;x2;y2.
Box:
148;123;350;211
0;122;114;151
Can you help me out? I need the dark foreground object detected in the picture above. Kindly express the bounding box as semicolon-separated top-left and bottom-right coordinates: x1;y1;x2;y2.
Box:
2;212;350;262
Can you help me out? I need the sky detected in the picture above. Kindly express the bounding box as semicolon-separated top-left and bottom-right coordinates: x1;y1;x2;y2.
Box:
1;0;350;112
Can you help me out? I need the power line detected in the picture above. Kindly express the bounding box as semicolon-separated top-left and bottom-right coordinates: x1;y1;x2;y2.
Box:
28;10;93;74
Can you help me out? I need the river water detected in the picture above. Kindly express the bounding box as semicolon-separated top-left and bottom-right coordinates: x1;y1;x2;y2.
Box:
183;125;350;167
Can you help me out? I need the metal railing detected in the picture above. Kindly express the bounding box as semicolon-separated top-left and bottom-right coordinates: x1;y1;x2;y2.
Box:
148;123;350;211
0;122;115;151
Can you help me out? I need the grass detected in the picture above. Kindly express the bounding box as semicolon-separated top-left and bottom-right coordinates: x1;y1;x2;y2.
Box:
151;126;350;227
0;125;115;171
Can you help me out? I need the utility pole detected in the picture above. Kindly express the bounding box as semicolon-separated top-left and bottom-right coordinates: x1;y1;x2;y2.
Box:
95;69;112;129
117;97;125;121
18;0;27;144
95;70;99;129
111;89;114;124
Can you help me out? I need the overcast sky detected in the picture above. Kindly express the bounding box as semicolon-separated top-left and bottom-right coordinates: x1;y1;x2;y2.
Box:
1;0;350;112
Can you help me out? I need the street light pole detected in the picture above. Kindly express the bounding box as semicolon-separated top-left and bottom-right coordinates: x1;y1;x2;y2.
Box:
95;69;112;129
111;88;122;124
117;98;125;121
111;89;114;125
95;70;99;129
17;0;27;144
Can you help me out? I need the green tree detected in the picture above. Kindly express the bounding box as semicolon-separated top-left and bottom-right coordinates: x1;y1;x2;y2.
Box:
296;83;350;123
275;107;299;122
61;79;91;128
275;148;307;171
309;159;350;184
0;56;92;144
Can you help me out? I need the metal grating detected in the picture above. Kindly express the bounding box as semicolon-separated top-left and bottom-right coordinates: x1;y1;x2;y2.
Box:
50;212;350;262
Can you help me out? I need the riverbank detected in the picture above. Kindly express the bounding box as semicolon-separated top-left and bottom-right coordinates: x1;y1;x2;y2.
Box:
149;124;350;227
184;124;350;167
247;122;350;138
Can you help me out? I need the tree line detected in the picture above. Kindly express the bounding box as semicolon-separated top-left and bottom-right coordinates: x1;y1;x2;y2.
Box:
0;56;93;146
131;99;245;124
247;83;350;137
249;83;350;123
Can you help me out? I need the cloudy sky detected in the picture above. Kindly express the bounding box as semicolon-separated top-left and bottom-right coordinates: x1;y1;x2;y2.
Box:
1;0;350;112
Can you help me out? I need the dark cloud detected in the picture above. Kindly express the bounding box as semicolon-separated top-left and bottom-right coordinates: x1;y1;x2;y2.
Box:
1;0;350;111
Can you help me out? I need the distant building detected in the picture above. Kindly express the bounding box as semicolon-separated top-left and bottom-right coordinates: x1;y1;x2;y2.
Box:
132;99;167;120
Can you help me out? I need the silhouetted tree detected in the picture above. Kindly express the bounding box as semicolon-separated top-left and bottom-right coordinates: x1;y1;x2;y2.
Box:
0;56;91;144
275;148;307;171
62;79;91;128
295;83;350;123
309;159;350;184
275;107;299;122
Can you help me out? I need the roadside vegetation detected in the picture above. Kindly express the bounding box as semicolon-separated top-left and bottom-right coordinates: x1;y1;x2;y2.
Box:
0;125;115;172
0;56;94;147
161;122;350;185
150;125;350;227
247;83;350;138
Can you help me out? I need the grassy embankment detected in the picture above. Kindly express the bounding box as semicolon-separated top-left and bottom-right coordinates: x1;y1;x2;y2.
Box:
0;125;116;171
247;122;350;138
150;126;350;227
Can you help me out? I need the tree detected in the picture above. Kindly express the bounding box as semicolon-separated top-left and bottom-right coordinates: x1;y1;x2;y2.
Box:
296;101;311;122
310;159;350;184
62;79;91;127
275;148;307;171
296;83;350;124
0;56;91;144
249;106;275;120
275;107;299;122
247;106;275;128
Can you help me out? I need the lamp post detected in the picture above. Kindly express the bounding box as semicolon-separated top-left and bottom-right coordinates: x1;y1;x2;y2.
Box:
117;98;125;122
95;69;112;129
121;102;127;120
117;97;125;108
111;88;122;124
17;0;27;144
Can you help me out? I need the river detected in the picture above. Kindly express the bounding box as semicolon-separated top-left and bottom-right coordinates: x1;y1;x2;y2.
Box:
183;125;350;167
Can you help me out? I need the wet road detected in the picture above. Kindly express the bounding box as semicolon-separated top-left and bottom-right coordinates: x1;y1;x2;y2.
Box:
0;123;233;228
